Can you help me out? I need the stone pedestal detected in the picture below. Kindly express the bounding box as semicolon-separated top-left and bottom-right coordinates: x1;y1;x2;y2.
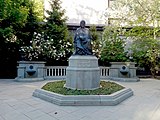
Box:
66;55;100;90
15;61;46;82
109;62;139;82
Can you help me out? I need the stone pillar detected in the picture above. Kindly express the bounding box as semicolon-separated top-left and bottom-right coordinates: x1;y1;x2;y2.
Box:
129;62;137;78
66;55;100;90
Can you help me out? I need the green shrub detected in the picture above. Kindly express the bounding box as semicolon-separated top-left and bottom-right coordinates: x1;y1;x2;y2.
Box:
100;26;128;63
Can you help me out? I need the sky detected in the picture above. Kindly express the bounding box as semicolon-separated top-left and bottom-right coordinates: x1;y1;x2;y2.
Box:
44;0;108;24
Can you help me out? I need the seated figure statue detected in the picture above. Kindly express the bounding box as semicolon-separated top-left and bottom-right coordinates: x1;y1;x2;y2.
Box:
73;20;92;55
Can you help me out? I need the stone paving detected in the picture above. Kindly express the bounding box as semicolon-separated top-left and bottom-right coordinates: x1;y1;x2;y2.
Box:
0;79;160;120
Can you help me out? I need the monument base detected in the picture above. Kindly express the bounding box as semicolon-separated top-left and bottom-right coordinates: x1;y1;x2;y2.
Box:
65;55;100;90
15;77;44;82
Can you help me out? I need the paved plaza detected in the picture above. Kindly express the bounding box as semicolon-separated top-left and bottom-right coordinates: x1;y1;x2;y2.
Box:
0;79;160;120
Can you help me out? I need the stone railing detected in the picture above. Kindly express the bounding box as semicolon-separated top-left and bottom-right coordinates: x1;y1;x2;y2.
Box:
44;66;109;80
16;61;139;82
44;66;67;80
100;67;110;79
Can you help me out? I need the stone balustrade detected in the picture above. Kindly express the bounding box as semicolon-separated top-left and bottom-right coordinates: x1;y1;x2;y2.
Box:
44;66;109;80
44;66;67;80
16;61;139;82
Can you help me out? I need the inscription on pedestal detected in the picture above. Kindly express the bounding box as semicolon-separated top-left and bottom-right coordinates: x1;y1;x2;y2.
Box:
77;61;90;67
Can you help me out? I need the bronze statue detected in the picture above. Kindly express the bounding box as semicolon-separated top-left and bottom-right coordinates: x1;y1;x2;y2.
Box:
73;20;92;55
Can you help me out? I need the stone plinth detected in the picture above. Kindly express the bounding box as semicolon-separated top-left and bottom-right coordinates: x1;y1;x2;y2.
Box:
65;55;100;90
33;87;133;106
109;62;139;82
15;61;46;82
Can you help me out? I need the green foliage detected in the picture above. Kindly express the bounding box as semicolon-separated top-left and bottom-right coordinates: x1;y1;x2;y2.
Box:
17;0;43;46
90;25;102;58
43;0;73;61
32;0;44;21
126;26;160;77
100;26;128;63
106;0;160;27
0;0;44;78
0;0;29;43
0;0;42;44
106;0;160;77
20;0;73;61
126;27;154;38
42;81;124;95
44;0;68;41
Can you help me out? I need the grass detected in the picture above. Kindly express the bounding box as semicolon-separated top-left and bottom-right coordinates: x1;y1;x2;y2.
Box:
42;81;124;95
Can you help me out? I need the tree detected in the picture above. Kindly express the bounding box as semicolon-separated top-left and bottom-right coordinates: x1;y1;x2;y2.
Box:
17;0;44;46
127;27;160;77
105;0;160;77
0;0;42;47
43;0;73;62
106;0;160;28
20;0;73;64
0;0;43;78
100;26;128;64
0;0;29;43
32;0;44;21
90;25;102;58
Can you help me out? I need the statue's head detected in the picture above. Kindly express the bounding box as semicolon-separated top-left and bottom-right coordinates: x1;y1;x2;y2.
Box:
80;20;85;28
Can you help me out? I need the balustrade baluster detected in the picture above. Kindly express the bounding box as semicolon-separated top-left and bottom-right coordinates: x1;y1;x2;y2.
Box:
57;68;59;76
45;66;110;79
48;68;50;76
61;68;62;76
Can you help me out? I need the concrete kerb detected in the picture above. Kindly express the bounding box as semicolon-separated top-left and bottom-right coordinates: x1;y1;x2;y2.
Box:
108;77;140;82
14;77;44;82
32;82;133;106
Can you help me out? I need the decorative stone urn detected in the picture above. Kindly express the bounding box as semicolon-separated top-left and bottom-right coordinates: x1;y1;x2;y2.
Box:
65;55;100;90
15;61;46;82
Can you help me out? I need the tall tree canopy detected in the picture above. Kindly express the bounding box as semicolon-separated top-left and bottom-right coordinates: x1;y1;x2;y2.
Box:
43;0;73;61
106;0;160;27
105;0;160;77
20;0;73;64
0;0;44;78
0;0;43;44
